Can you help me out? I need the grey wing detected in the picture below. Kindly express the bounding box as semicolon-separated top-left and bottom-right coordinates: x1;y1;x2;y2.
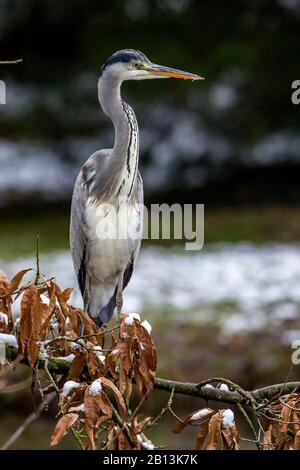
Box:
70;150;109;303
123;170;144;290
70;169;89;299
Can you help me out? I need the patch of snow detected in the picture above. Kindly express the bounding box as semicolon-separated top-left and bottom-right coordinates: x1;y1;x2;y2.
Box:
55;354;75;363
219;383;229;392
137;435;155;450
128;312;141;321
93;346;105;364
62;380;80;398
191;408;211;421
0;333;17;347
0;313;8;325
142;441;155;450
124;316;134;326
222;409;234;429
90;378;102;396
69;403;85;413
141;320;152;334
40;294;50;306
202;384;214;389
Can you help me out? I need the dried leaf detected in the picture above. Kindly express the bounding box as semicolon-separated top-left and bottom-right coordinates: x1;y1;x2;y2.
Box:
50;413;79;446
27;290;43;366
279;403;292;433
196;420;210;449
101;376;127;417
85;347;104;379
18;285;36;356
99;392;113;418
8;269;31;295
67;352;85;380
205;412;221;450
295;430;300;450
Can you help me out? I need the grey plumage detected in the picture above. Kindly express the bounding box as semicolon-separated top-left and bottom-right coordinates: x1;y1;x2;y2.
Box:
70;49;203;326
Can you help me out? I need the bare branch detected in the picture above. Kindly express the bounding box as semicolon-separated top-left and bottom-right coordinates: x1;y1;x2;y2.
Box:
5;342;300;406
0;59;23;64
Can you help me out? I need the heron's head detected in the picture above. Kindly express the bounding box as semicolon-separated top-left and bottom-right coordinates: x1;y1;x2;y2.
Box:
100;49;204;82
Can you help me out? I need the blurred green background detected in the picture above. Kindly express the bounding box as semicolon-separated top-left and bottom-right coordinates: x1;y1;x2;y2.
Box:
0;0;300;449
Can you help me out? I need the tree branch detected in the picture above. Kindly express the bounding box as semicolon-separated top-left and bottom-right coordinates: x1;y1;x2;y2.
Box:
4;343;300;406
0;59;23;64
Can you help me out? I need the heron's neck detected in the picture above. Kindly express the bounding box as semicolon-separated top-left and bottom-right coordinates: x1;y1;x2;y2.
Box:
98;75;137;152
98;74;139;199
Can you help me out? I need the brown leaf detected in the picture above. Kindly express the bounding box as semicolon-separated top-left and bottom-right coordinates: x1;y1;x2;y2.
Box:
67;352;86;380
263;423;273;449
61;288;74;303
101;376;127;417
99;392;113;419
8;269;31;295
118;431;133;450
84;385;101;428
221;427;240;450
279;403;292;433
205;412;221;450
18;285;36;356
27;290;43;366
172;408;214;434
50;413;79;446
172;420;188;434
196;420;210;449
40;281;57;338
85;347;104;379
295;430;300;450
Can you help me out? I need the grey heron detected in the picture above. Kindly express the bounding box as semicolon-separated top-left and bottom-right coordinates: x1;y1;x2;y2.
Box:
70;49;203;327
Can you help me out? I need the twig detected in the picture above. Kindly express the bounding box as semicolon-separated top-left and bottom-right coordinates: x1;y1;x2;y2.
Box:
0;392;55;450
70;426;85;450
0;59;23;64
237;403;260;450
35;234;40;285
144;386;183;431
130;387;152;423
111;406;136;449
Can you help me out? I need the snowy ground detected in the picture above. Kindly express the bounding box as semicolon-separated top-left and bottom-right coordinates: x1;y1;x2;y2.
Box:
2;243;300;337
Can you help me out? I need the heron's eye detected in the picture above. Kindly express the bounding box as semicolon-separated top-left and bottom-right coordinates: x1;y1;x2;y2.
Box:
132;62;140;69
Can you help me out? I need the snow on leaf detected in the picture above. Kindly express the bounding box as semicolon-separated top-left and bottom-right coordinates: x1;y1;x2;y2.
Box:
124;316;134;326
141;320;152;334
90;379;102;396
62;380;81;398
0;313;8;325
191;408;212;421
0;332;18;347
222;409;234;429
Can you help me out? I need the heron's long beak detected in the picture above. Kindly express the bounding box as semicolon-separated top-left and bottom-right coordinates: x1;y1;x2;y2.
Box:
145;63;204;81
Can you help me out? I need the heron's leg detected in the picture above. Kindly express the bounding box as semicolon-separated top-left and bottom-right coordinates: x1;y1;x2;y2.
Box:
116;272;124;315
